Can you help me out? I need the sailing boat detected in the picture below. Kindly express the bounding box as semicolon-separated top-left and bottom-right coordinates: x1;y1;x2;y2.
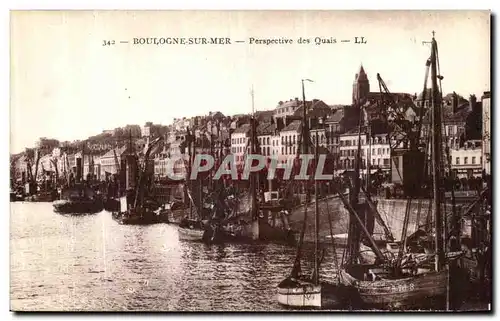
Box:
277;80;346;308
277;86;320;307
177;127;223;242
53;143;104;214
112;135;169;224
338;33;463;310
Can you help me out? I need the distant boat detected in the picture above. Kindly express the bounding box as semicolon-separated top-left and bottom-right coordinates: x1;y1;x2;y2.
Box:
25;189;58;202
112;196;169;225
177;218;224;243
53;184;103;214
10;187;25;202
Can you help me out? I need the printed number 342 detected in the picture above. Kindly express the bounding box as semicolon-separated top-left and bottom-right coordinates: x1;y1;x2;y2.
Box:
103;40;116;46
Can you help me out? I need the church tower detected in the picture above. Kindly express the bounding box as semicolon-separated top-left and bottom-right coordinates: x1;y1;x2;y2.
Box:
352;65;370;105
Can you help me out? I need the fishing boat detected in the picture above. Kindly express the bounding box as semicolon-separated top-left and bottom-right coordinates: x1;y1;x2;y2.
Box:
25;189;58;202
112;136;170;225
53;183;103;214
113;198;169;225
10;187;25;202
219;91;299;246
277;80;345;309
338;33;468;310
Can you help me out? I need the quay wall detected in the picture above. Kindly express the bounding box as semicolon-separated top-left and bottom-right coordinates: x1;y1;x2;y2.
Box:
287;196;456;244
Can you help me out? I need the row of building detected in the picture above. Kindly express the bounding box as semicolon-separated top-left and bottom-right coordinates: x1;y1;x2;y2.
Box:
11;66;491;183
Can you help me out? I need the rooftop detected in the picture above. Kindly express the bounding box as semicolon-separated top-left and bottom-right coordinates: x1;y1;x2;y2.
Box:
282;120;302;132
233;123;251;135
101;145;129;159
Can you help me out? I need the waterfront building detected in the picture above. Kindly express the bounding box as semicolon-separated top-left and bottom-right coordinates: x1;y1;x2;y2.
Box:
450;140;483;179
83;154;102;180
256;122;276;158
12;155;29;183
279;120;301;163
338;129;364;171
99;146;129;178
273;98;331;123
482;91;491;175
231;124;251;167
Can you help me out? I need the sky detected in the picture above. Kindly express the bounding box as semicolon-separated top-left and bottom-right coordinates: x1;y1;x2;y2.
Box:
10;10;490;154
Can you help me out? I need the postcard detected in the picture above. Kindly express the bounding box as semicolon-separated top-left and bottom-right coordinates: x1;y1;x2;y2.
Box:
9;10;491;312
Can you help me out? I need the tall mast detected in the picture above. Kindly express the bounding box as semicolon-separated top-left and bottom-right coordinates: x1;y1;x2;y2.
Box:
250;86;257;220
187;127;193;220
313;132;320;285
430;32;445;272
290;79;312;278
366;123;371;196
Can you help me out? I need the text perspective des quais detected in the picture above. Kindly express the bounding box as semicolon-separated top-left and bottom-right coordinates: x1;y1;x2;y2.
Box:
102;36;367;46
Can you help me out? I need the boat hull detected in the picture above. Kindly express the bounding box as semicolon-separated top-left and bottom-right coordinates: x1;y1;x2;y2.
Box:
103;198;120;212
112;210;169;225
25;192;58;202
53;199;103;214
277;283;322;308
340;268;447;309
177;226;206;242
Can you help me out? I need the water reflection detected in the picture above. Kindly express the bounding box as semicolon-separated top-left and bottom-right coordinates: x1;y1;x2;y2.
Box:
11;203;342;311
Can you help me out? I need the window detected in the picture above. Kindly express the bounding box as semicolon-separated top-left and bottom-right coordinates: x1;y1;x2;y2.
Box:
372;148;376;155
464;157;468;165
384;158;390;165
293;135;296;144
281;147;284;154
472;157;476;164
267;147;270;155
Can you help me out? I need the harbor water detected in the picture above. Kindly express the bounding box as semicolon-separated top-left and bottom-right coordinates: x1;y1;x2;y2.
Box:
10;202;341;311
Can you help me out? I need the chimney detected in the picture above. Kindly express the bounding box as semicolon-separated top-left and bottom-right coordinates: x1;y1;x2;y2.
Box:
452;92;458;113
278;101;283;106
295;97;299;102
469;94;477;112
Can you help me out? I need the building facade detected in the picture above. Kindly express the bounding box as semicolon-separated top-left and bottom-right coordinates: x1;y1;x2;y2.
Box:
450;140;483;178
482;91;491;175
230;124;250;167
279;120;301;162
